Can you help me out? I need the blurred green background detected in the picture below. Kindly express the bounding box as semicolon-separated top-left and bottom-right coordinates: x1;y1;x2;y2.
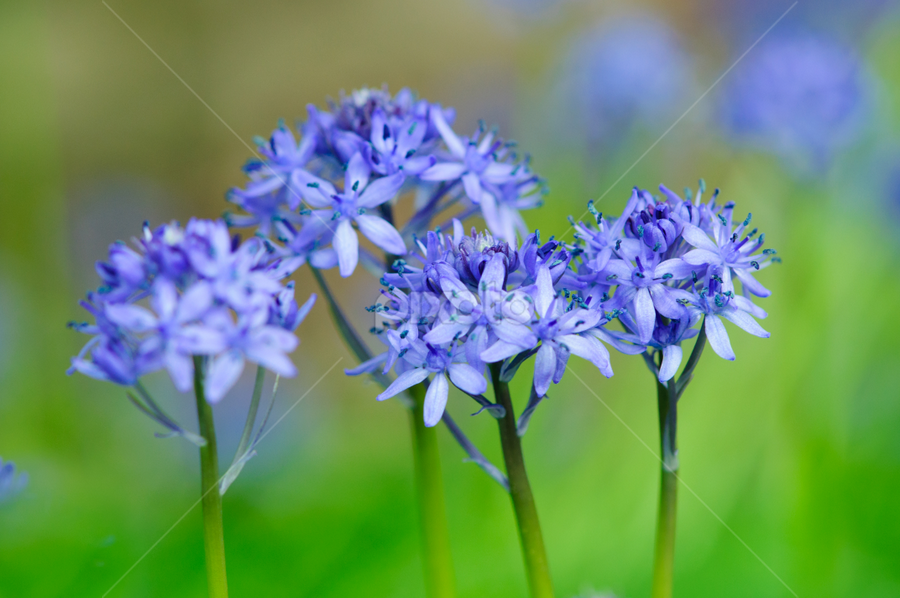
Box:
1;0;899;596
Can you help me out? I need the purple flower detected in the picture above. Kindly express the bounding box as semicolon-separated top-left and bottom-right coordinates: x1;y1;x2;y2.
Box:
686;272;770;362
375;339;488;427
69;219;314;404
720;33;870;172
420;112;536;242
365;108;436;176
559;16;693;148
570;180;776;369
0;458;27;504
294;153;406;276
481;264;612;396
353;226;626;426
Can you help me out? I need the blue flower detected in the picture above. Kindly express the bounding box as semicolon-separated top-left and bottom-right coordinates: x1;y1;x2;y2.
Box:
559;16;693;148
353;226;626;426
0;458;27;504
69;219;315;403
420;112;537;242
686;271;770;362
720;33;870;172
570;180;776;370
294;153;406;276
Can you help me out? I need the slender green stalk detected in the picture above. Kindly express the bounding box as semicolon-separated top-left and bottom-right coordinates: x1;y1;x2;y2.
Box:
408;384;456;598
489;363;554;598
310;267;456;597
651;372;678;598
193;356;229;598
651;326;708;598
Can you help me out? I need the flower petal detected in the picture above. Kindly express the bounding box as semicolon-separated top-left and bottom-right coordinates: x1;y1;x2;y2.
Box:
462;172;482;204
423;372;449;427
206;350;246;403
333;219;359;277
448;363;487;395
649;284;685;320
533;265;554;317
377;368;429;401
721;308;770;338
431;109;465;158
734;268;771;298
358;172;406;208
634;287;655;344
558;334;612;378
705;315;735;361
355;215;406;256
681;223;719;252
419;162;467;181
682;249;721;267
344;153;370;194
533;342;555;397
658;345;683;382
481;340;526;363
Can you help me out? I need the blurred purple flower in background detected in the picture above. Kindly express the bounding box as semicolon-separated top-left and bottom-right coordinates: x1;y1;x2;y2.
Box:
713;0;893;44
0;458;27;504
558;15;694;151
719;33;871;174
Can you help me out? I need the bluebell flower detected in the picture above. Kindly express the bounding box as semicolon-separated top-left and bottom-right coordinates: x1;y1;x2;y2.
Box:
294;153;406;276
420;112;538;243
364;108;437;176
351;226;627;426
686;271;770;362
720;33;870;172
229;87;545;277
69;219;315;403
0;458;27;504
375;339;488;427
481;264;613;397
570;180;777;373
559;16;693;149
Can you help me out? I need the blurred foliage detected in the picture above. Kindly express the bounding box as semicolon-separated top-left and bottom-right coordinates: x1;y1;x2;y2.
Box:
1;1;899;597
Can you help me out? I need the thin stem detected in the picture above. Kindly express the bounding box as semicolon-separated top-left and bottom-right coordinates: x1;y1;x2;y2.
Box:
193;356;228;598
310;265;456;597
408;383;457;598
651;355;678;598
489;363;554;598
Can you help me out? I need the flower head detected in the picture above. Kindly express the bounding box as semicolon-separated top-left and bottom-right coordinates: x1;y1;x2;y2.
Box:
228;87;546;280
68;219;315;403
570;180;777;381
351;226;623;427
720;33;870;172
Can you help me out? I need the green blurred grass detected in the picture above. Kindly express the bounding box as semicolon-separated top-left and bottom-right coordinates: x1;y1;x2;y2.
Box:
1;1;900;597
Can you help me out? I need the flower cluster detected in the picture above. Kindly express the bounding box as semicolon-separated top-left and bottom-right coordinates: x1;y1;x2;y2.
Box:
561;16;693;147
227;86;546;279
68;219;315;403
720;33;869;172
570;181;778;381
347;224;635;428
350;180;777;429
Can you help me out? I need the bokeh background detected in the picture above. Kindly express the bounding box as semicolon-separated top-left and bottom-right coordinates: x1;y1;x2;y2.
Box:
2;0;900;596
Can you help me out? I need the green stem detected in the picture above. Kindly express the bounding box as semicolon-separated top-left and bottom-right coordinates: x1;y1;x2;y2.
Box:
651;359;679;598
309;266;455;597
193;356;229;598
408;384;456;598
489;364;554;598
